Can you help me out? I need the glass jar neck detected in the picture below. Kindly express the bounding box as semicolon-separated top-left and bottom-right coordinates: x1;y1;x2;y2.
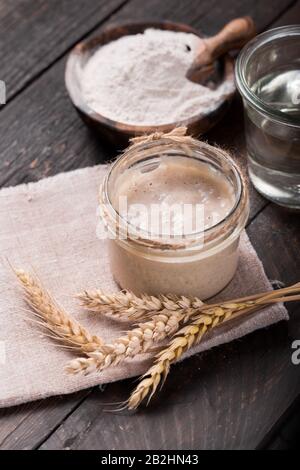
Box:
100;133;249;252
235;25;300;128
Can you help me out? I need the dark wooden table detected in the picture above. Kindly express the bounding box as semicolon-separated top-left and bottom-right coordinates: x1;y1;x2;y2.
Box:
0;0;300;451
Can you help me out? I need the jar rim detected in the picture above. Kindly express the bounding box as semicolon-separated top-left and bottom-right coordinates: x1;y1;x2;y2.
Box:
235;25;300;127
101;136;249;250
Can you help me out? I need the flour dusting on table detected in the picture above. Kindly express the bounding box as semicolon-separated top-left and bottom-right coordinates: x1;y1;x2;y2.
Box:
81;28;234;126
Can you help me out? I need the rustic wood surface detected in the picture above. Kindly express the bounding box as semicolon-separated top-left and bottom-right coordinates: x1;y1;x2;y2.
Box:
0;0;299;450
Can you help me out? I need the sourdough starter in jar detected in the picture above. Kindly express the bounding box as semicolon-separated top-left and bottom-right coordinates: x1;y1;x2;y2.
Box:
112;157;235;236
103;144;248;299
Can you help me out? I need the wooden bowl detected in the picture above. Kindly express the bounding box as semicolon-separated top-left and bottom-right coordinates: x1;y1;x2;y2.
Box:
65;21;235;147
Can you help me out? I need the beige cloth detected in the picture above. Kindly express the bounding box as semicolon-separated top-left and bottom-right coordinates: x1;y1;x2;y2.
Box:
0;165;288;408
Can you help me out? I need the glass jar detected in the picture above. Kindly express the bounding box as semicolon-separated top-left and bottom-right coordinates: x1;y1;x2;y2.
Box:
235;26;300;209
100;133;249;299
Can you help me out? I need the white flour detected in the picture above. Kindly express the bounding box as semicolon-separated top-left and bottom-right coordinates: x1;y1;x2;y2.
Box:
81;28;234;126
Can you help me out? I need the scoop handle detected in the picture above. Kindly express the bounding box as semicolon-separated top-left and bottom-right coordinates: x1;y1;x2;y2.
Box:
203;17;256;61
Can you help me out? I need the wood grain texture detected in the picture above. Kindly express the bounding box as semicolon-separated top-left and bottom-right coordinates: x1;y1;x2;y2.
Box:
262;397;300;449
0;0;299;451
113;0;295;33
271;0;300;26
0;392;89;450
0;0;128;101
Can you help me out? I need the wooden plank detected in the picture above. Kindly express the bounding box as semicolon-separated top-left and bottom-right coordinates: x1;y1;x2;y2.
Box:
271;0;300;26
113;0;295;33
0;0;128;101
248;206;300;288
0;0;297;451
263;397;300;449
0;392;90;450
247;205;300;448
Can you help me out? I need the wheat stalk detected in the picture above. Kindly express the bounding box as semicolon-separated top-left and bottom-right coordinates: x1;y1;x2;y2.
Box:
78;283;300;321
126;285;300;409
15;269;104;355
68;283;300;376
77;290;204;321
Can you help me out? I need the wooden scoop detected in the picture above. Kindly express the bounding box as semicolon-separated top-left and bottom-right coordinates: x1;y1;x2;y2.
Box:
186;17;256;86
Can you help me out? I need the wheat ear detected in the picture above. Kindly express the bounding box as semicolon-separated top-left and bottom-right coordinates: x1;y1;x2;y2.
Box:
77;284;300;321
66;298;257;375
127;285;300;409
77;290;204;321
15;269;104;354
66;309;190;375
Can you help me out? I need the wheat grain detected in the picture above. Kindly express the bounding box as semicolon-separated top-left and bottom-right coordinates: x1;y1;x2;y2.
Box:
66;309;186;374
77;283;300;321
66;299;254;375
77;290;204;321
15;269;104;355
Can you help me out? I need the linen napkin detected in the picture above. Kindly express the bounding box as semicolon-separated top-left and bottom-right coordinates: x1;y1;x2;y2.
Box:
0;165;288;408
